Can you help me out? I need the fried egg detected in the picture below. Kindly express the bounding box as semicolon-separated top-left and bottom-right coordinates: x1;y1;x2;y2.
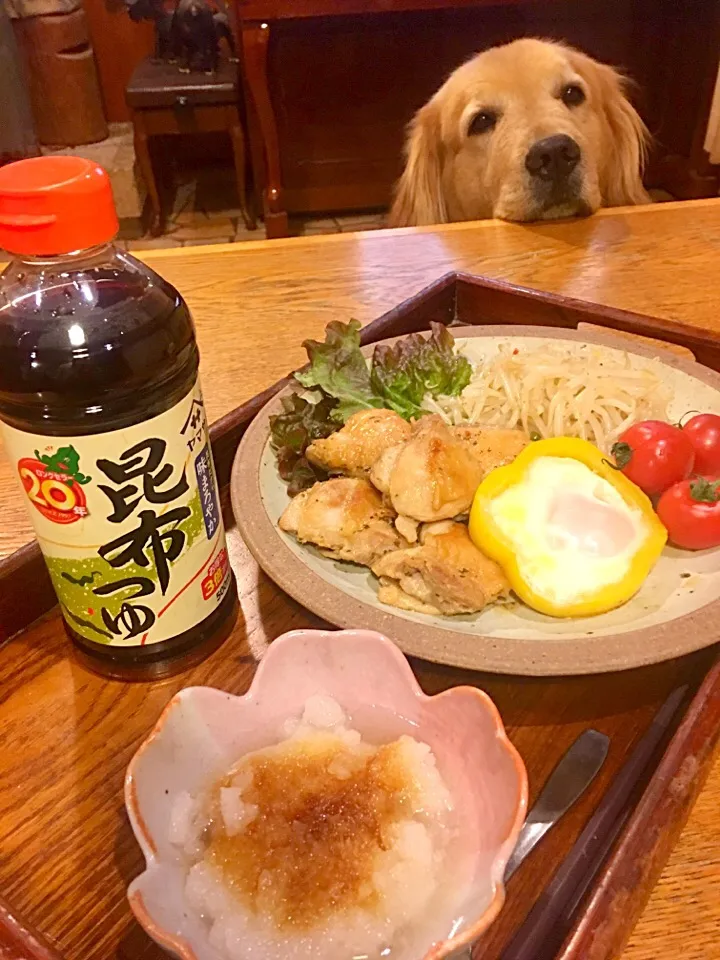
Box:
481;455;664;616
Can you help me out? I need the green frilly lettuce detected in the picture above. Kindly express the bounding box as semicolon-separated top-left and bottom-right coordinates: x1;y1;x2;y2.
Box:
270;320;472;494
371;322;472;419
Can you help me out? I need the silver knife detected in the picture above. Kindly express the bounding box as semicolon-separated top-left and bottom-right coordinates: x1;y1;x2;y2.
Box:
453;728;610;960
504;728;610;880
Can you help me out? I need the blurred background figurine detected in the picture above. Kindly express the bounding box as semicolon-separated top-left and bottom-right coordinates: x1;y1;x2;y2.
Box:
125;0;178;63
173;0;218;73
212;0;236;62
123;0;236;73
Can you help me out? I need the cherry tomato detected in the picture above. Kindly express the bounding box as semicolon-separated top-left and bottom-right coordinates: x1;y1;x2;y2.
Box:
681;413;720;475
656;476;720;550
611;420;695;496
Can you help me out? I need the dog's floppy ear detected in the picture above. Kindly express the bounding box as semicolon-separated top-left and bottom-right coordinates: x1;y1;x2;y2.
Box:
599;70;651;206
389;101;449;227
570;51;650;206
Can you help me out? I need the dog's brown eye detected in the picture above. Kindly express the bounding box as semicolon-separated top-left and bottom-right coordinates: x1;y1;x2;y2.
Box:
468;111;498;135
561;84;586;107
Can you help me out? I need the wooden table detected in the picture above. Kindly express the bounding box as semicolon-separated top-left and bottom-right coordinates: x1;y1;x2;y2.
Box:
1;200;720;959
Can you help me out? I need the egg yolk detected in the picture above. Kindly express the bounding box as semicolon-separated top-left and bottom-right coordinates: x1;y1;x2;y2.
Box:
487;456;646;607
546;491;638;557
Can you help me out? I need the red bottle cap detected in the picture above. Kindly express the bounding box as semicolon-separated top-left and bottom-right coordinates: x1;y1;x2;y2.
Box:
0;156;119;257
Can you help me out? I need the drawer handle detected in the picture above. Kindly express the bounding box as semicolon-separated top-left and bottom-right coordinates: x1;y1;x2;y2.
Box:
175;96;190;108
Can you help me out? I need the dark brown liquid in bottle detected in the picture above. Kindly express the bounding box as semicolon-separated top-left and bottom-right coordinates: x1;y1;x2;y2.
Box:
0;246;237;679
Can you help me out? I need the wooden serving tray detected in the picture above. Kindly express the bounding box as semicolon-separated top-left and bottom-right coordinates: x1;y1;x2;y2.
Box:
1;272;719;960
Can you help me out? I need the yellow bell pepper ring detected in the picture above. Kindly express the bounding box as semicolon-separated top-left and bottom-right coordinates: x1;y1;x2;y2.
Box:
468;436;668;618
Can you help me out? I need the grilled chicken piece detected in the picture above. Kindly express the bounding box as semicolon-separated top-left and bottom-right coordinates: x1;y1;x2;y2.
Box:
279;477;406;566
394;514;421;544
306;409;413;479
368;444;402;497
369;415;483;522
372;521;509;616
451;425;529;476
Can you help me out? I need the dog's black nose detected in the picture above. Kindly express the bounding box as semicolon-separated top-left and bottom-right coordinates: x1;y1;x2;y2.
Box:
525;135;581;182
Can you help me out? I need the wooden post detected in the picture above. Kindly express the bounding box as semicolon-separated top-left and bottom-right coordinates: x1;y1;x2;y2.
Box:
0;3;39;163
12;2;108;147
240;21;289;238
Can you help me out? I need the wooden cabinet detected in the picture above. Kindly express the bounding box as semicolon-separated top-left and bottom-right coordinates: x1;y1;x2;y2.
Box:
235;0;720;237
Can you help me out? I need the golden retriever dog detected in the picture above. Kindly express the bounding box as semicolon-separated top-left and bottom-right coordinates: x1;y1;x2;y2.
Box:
390;38;650;226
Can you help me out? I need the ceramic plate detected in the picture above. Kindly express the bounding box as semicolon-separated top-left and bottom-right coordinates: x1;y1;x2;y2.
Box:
231;326;720;676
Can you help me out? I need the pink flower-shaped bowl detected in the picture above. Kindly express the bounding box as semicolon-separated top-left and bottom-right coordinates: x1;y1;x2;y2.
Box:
125;629;528;960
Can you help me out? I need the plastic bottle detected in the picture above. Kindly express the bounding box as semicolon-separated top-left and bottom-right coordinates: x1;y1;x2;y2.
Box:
0;156;237;678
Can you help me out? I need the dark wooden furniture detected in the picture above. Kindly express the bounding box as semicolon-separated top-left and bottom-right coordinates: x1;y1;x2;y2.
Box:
126;57;255;236
235;0;720;238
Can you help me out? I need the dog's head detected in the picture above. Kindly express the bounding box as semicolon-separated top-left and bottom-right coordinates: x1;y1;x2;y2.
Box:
390;38;650;226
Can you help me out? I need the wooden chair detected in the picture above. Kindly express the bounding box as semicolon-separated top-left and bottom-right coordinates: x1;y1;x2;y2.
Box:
126;57;255;237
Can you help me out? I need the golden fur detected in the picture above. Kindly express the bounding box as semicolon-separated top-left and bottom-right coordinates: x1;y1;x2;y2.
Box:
390;38;650;226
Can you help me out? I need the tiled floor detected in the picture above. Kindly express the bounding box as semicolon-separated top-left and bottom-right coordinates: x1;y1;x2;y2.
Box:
115;164;387;250
117;212;387;250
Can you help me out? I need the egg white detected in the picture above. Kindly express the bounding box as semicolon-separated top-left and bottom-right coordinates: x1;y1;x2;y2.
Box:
489;457;649;607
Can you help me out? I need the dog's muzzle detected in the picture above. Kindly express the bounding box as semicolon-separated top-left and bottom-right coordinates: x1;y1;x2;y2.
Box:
525;135;580;182
524;135;585;213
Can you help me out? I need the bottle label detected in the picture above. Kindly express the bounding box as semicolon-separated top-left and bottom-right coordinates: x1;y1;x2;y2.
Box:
1;380;232;647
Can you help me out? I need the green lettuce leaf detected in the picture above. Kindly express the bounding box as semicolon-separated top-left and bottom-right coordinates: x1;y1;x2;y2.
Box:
295;320;383;421
370;321;472;418
269;393;338;495
294;319;471;424
285;457;322;498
